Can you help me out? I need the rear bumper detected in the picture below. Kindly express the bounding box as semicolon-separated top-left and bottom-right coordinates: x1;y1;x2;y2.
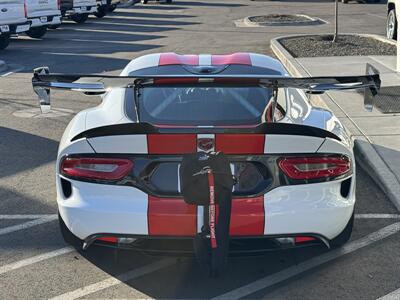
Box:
29;15;62;27
0;22;31;35
66;6;97;15
58;175;355;242
88;236;328;256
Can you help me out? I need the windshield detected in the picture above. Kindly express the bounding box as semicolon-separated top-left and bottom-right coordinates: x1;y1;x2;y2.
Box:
137;86;273;126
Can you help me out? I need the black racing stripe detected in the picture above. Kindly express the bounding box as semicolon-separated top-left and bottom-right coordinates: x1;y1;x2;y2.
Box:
71;123;341;142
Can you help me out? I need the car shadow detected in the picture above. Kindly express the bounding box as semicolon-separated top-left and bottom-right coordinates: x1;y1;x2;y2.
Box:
80;243;328;298
0;127;59;179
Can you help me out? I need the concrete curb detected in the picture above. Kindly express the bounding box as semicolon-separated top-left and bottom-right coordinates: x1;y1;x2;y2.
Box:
244;15;325;27
0;60;8;73
271;34;400;211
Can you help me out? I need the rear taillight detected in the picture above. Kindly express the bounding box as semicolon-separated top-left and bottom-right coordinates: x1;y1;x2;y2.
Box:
60;157;133;181
278;155;351;180
57;0;61;10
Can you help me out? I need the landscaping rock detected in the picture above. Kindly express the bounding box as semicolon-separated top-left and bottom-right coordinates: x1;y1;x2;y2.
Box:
280;35;396;58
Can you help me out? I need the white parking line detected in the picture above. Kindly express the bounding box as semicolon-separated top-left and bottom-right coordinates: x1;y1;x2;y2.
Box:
377;288;400;300
0;215;57;236
50;259;175;300
0;214;57;220
212;222;400;300
355;214;400;219
1;213;399;221
0;247;74;275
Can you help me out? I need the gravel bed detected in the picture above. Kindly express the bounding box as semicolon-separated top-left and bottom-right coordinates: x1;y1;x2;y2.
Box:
249;14;310;23
280;35;396;58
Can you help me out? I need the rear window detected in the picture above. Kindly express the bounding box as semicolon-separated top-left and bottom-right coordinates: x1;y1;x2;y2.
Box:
138;86;272;126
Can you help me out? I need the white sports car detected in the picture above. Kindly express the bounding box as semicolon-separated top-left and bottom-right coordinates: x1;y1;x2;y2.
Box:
32;53;380;258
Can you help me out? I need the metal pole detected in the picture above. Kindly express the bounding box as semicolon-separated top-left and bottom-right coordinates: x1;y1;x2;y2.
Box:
333;0;338;42
397;9;400;72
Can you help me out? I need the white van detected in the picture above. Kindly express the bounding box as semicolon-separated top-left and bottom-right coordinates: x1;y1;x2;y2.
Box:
24;0;62;38
0;0;30;50
59;0;97;24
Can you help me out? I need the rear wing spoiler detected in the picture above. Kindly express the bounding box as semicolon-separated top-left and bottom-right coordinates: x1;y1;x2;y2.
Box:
32;64;381;114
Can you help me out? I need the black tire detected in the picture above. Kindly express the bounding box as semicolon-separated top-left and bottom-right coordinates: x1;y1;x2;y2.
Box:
26;26;47;39
165;0;172;3
0;33;10;50
59;212;83;250
48;23;61;30
70;13;89;23
94;6;107;18
387;9;397;40
342;0;349;3
330;212;354;248
108;3;117;12
141;0;148;3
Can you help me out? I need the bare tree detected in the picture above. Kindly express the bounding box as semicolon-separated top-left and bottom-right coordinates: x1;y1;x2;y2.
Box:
333;0;339;42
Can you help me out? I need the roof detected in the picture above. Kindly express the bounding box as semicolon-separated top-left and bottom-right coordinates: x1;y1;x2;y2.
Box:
120;53;289;77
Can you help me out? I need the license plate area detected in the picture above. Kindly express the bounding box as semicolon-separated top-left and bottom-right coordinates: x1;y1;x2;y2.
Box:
80;6;87;11
0;25;9;33
145;160;271;197
40;16;48;23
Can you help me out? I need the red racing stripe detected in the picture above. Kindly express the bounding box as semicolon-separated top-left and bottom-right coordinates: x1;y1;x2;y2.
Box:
230;197;265;236
159;53;199;66
211;53;252;66
148;196;197;236
147;134;197;154
215;134;265;154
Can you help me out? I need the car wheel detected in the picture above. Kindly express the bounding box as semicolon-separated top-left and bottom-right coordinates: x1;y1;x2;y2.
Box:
70;13;89;23
26;26;47;39
94;6;107;18
141;0;148;3
48;24;62;30
165;0;172;3
330;212;354;248
342;0;349;3
59;212;83;250
108;3;117;12
387;9;397;40
0;33;10;50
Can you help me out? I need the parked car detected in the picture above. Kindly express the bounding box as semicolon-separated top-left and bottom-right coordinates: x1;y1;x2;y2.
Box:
0;0;30;50
58;0;97;24
32;53;380;268
25;0;62;38
387;0;398;40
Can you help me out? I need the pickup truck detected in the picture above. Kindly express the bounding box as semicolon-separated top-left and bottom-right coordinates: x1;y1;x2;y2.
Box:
0;0;31;50
25;0;62;38
58;0;97;24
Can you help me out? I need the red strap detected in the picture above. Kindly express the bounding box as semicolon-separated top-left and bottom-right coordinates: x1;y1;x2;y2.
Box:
208;171;217;249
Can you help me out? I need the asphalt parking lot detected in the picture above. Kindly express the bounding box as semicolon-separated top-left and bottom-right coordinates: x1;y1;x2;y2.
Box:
1;0;399;299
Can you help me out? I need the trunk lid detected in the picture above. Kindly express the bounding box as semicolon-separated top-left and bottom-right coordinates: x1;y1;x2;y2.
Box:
0;0;26;26
25;0;59;18
73;0;96;8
